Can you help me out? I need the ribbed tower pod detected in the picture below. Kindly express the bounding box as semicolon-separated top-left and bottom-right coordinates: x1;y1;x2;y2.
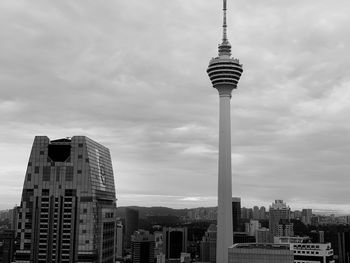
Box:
206;1;243;263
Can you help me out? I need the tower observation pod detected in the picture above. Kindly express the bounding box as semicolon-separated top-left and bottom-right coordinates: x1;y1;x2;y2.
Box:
206;1;243;263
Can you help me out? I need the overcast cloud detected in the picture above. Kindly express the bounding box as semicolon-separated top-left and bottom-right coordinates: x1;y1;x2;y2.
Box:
1;0;350;214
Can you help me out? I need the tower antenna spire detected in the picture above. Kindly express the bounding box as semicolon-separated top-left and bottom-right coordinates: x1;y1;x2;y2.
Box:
223;0;228;42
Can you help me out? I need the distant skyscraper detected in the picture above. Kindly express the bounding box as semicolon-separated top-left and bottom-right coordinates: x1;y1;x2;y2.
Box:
207;0;243;261
125;208;139;249
131;230;155;263
116;221;124;258
200;224;217;263
15;136;117;263
259;206;267;220
232;197;241;232
163;227;188;260
253;206;259;220
269;200;291;238
301;209;312;225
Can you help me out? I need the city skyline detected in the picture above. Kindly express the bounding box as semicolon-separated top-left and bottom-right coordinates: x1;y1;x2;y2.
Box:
1;0;350;213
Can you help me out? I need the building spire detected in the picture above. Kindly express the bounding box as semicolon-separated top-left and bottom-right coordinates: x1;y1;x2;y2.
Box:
223;0;227;42
218;0;231;56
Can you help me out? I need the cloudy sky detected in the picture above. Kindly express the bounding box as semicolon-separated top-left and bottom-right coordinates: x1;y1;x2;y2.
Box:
1;0;350;214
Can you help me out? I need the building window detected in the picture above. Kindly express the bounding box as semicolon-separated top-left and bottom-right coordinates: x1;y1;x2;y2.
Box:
27;174;31;182
56;167;60;182
40;150;44;155
43;166;51;181
78;154;83;159
65;166;73;181
78;143;83;147
34;166;40;173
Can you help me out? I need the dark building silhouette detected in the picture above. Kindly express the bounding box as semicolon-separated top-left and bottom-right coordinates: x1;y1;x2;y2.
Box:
232;197;241;232
338;231;350;263
125;208;139;249
0;229;16;263
131;230;155;263
15;136;117;263
163;227;188;260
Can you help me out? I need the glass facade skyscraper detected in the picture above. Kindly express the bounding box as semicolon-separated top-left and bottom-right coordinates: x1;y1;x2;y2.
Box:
15;136;117;263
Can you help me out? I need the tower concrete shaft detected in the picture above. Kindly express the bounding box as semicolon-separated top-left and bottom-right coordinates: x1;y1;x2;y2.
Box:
217;88;233;263
206;1;243;263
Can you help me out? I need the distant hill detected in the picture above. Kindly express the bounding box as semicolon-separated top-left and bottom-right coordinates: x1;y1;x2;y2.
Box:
116;206;218;220
116;206;190;219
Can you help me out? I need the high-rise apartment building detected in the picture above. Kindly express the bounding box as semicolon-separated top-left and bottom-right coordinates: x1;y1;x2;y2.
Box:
232;197;241;232
269;200;292;238
131;230;155;263
15;136;117;263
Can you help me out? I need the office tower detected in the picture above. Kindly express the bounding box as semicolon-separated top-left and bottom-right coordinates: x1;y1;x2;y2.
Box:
228;243;294;263
200;224;217;263
163;227;188;260
207;0;243;261
256;228;271;243
0;229;16;263
232;197;241;232
269;200;291;238
116;221;124;258
131;230;155;263
125;208;139;249
301;209;312;225
15;136;117;263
